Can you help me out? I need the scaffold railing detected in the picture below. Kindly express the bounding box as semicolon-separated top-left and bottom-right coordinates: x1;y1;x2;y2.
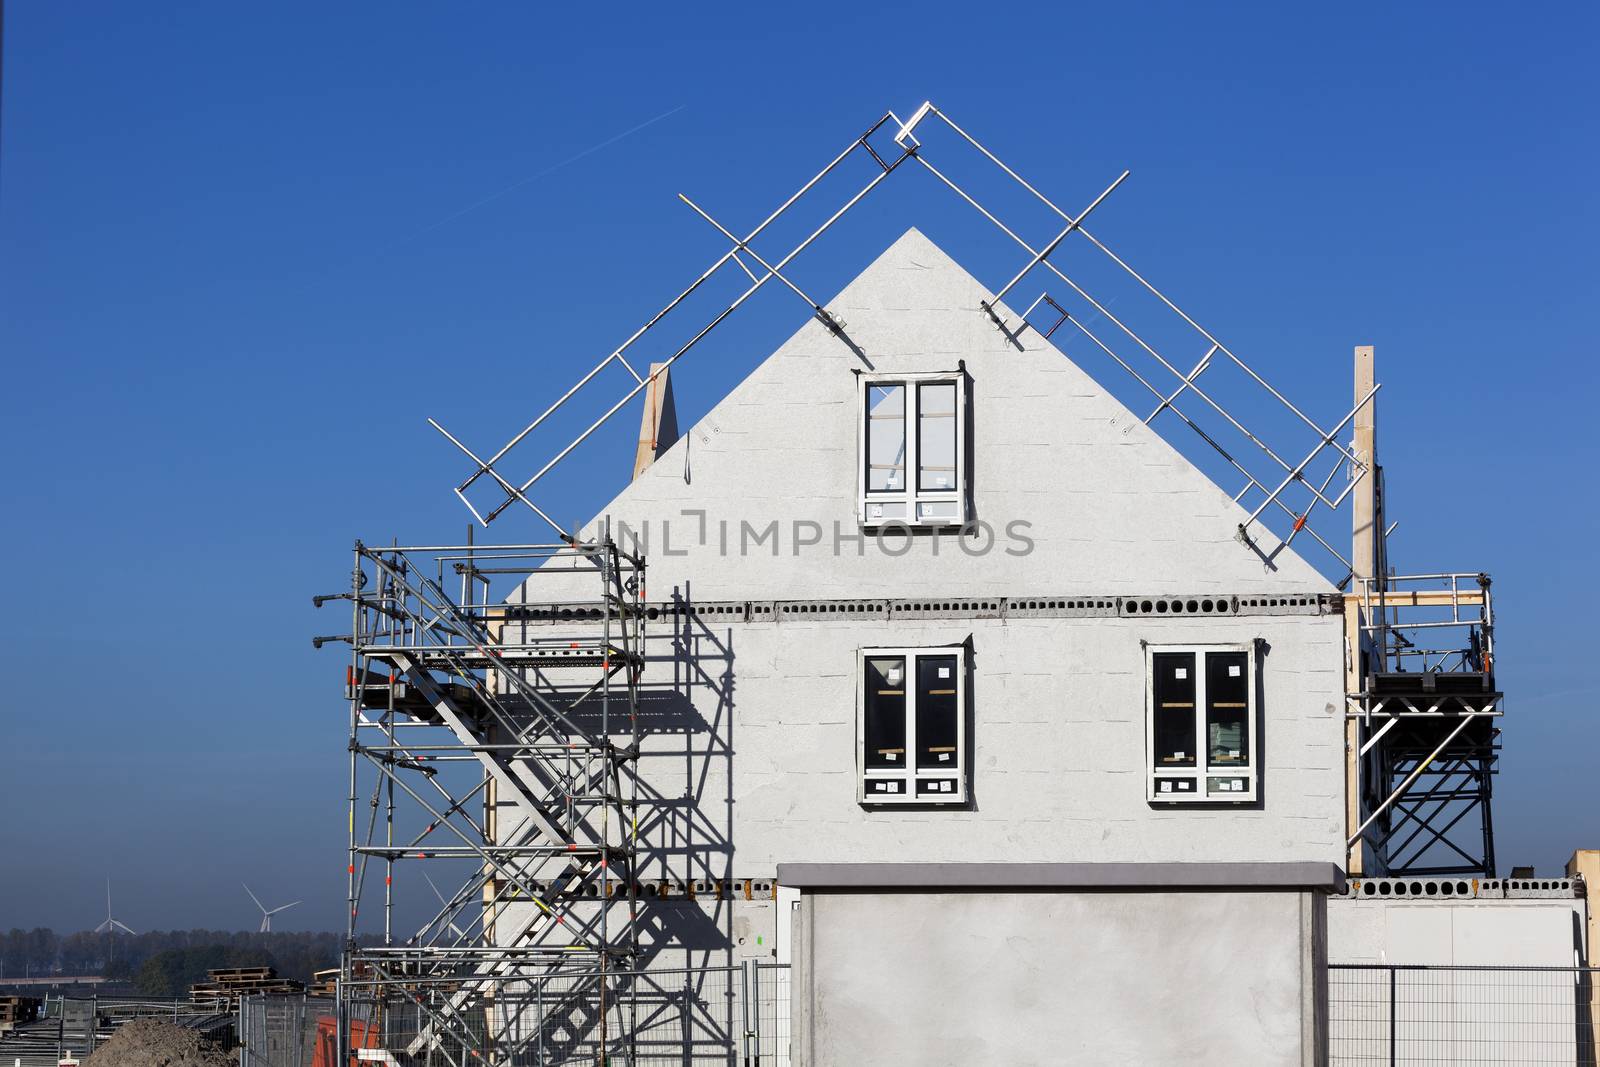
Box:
426;100;1376;584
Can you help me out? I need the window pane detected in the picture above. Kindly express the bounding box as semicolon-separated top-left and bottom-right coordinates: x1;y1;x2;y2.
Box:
863;656;907;768
1206;651;1250;768
917;382;957;491
1151;652;1197;767
916;501;959;523
866;385;906;493
916;655;959;768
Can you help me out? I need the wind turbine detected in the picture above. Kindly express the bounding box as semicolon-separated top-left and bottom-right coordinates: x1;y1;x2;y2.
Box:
94;879;137;935
243;884;300;933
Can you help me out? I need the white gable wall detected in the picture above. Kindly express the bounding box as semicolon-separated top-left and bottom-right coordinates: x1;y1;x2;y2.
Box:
569;226;1332;599
495;230;1347;940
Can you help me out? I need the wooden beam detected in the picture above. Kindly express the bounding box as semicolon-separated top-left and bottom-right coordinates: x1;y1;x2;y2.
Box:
1361;589;1485;609
1346;345;1377;876
632;362;680;480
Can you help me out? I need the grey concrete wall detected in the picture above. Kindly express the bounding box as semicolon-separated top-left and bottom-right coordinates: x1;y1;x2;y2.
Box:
789;887;1328;1066
1328;895;1586;965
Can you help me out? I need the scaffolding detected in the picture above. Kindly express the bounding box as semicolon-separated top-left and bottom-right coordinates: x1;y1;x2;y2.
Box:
1346;570;1502;876
317;532;647;1062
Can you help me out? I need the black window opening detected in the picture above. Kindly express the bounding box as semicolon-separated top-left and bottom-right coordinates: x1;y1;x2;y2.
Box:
1206;650;1250;768
1152;651;1197;768
915;654;959;769
863;656;907;769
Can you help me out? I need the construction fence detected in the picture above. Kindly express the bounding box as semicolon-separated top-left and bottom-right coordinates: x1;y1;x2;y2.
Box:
239;963;790;1067
1329;964;1598;1066
240;961;1598;1065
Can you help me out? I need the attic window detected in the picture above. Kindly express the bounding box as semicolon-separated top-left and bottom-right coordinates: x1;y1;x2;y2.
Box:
859;646;968;806
1147;645;1257;804
859;373;966;528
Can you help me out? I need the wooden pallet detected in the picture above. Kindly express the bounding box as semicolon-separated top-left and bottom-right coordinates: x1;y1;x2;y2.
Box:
206;966;275;981
189;967;304;1008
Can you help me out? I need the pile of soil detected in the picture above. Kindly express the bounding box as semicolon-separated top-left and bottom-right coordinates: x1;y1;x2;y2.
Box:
83;1019;234;1067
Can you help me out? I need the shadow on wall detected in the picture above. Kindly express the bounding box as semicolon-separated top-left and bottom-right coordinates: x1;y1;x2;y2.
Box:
550;588;739;970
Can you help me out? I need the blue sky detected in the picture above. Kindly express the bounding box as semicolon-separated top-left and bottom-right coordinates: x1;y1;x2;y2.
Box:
1;2;1595;932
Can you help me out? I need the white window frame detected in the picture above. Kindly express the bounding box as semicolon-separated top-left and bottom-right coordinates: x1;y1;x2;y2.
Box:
857;645;969;806
1145;643;1258;804
856;371;967;529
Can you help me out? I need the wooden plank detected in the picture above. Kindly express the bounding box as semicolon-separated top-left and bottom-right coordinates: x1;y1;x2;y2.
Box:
1346;345;1377;877
1363;589;1485;609
632;362;679;480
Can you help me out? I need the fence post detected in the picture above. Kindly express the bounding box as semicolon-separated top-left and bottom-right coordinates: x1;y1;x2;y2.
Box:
1388;967;1397;1067
752;965;763;1067
740;960;753;1067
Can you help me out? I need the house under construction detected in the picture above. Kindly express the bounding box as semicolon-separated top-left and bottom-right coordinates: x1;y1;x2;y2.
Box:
316;103;1590;1066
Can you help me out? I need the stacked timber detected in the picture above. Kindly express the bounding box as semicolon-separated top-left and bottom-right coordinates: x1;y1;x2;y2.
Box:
0;995;42;1030
189;966;304;1008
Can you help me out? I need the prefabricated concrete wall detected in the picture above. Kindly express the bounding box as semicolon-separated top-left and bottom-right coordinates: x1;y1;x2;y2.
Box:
782;862;1338;1067
1326;884;1590;1067
1328;891;1586;966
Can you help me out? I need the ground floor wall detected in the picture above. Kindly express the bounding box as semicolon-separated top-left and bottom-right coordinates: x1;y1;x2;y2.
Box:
782;863;1336;1067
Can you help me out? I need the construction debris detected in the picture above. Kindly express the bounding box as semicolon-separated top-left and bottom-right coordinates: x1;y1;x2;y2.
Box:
81;1018;232;1067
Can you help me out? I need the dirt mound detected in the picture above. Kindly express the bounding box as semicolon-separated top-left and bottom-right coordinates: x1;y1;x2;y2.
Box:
83;1018;234;1067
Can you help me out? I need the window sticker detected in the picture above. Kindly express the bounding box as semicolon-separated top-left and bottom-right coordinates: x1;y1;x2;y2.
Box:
1228;664;1242;677
1175;667;1188;679
938;666;952;679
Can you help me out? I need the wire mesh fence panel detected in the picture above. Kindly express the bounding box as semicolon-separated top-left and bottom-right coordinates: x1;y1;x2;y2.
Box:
1329;965;1598;1066
240;995;334;1067
751;963;791;1066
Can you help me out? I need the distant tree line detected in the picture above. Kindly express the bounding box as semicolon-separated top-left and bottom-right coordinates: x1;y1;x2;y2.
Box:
0;929;356;992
